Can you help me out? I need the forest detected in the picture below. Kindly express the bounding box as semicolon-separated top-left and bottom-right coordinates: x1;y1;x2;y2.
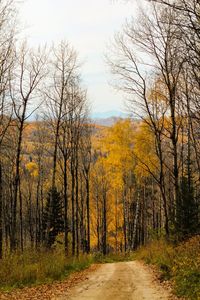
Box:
0;0;199;299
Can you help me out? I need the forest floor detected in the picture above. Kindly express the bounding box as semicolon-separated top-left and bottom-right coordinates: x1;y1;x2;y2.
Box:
0;261;178;300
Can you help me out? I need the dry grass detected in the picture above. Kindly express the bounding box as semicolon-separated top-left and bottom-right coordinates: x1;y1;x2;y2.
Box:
135;236;200;300
0;249;94;291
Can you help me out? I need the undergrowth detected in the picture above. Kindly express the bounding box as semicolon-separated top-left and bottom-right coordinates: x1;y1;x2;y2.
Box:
0;247;133;292
135;236;200;300
0;250;94;291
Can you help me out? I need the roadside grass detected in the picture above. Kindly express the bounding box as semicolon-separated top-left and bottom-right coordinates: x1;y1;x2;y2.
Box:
135;236;200;300
0;248;135;292
0;250;94;292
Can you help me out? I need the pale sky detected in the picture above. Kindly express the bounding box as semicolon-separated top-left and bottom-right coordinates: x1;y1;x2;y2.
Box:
20;0;141;114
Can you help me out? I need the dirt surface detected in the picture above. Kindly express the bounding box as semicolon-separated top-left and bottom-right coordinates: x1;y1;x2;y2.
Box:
55;261;175;300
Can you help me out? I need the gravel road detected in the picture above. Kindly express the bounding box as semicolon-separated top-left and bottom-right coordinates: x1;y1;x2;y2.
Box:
56;261;174;300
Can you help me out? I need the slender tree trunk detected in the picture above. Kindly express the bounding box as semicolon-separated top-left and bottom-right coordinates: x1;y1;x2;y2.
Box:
0;163;3;259
169;91;180;235
96;194;100;252
131;190;140;250
45;121;60;247
35;177;40;248
115;195;118;252
75;154;79;257
102;189;107;255
64;156;68;256
71;156;75;256
19;182;23;252
123;187;127;252
11;119;24;251
86;171;90;253
79;176;85;252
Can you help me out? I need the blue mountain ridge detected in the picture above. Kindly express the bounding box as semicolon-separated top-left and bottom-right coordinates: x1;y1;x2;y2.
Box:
91;110;130;119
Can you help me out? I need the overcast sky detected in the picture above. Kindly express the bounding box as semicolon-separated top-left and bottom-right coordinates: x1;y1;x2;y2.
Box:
20;0;141;114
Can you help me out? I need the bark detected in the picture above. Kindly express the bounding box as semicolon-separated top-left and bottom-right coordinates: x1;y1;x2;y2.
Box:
75;152;79;257
64;156;68;255
71;156;75;256
86;171;90;253
0;163;2;259
102;189;107;255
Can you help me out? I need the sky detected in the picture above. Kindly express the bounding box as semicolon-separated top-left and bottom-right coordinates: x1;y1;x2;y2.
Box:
19;0;141;114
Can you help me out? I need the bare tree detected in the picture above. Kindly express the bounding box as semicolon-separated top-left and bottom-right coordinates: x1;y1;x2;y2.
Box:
108;3;187;236
81;121;92;253
0;0;17;257
10;44;46;251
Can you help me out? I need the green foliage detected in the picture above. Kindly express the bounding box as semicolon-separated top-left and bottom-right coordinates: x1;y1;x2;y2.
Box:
178;176;199;239
0;250;94;291
43;187;64;247
135;236;200;299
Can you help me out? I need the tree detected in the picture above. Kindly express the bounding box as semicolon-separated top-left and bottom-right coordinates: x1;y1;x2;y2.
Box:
44;41;78;252
81;123;92;253
43;187;64;247
108;2;189;238
10;44;46;251
0;0;16;258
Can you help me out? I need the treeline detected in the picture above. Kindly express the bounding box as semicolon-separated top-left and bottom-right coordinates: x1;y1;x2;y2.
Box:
100;0;200;251
0;0;92;258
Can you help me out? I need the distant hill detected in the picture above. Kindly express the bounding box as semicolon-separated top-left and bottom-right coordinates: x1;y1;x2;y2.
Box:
93;116;125;127
91;110;132;126
92;110;130;119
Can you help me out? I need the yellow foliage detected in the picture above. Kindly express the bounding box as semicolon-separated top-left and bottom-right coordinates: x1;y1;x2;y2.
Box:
91;119;136;250
25;162;38;177
103;119;136;186
133;121;158;179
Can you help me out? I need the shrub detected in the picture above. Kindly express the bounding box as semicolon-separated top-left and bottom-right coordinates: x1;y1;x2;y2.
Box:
135;236;200;299
0;249;93;291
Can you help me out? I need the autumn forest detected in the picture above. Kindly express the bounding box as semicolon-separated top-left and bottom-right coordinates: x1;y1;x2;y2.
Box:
0;0;199;299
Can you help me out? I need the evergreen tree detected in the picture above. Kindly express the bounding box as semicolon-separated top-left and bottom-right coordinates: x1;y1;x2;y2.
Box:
179;157;199;239
43;187;64;247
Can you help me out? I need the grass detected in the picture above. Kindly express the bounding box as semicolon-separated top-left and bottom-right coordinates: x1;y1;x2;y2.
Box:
135;236;200;300
0;249;94;291
0;246;133;292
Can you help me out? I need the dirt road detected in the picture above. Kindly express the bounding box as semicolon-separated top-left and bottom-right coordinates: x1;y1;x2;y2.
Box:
56;261;174;300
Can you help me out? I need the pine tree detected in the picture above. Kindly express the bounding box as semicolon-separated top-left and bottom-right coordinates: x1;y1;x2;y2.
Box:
179;156;199;239
43;187;64;247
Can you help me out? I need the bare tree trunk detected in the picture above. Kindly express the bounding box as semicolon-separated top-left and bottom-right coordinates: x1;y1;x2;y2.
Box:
11;120;24;251
123;187;127;252
71;156;75;256
0;163;3;259
35;175;40;249
19;181;23;252
75;153;79;257
102;189;107;255
131;190;140;250
96;194;100;252
115;195;118;252
86;171;90;253
64;157;68;255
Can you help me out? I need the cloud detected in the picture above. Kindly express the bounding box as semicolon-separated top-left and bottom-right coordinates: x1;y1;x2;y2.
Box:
20;0;139;112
